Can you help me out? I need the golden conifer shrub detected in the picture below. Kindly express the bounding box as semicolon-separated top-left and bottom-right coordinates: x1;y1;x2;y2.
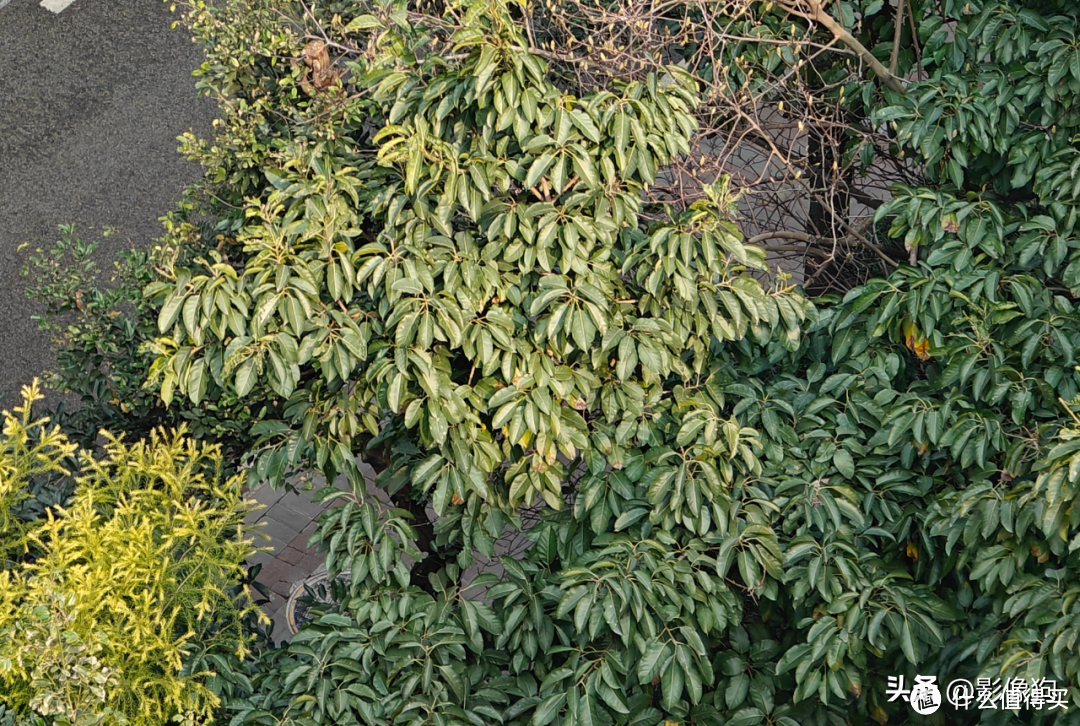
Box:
0;380;264;726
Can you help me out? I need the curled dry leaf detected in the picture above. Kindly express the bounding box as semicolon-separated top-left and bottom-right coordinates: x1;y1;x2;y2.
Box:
298;40;343;95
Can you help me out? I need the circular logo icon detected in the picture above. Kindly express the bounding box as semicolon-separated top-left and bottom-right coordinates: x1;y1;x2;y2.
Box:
910;677;942;715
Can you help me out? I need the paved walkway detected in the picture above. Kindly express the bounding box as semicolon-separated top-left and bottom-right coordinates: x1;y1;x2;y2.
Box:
243;459;537;643
243;460;378;643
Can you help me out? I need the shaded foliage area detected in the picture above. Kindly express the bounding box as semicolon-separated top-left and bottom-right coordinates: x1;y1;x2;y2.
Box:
19;0;1080;724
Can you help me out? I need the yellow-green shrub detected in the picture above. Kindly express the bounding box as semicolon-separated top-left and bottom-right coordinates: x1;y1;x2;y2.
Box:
0;381;263;726
0;382;76;567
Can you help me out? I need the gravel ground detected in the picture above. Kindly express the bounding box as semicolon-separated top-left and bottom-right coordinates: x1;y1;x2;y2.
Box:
0;0;216;405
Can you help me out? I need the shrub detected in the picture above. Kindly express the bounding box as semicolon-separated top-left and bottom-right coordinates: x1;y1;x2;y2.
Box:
23;0;1080;723
0;382;263;726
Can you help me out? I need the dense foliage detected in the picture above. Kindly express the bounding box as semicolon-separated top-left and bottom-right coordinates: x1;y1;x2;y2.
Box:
0;382;261;726
21;221;280;458
21;0;1080;724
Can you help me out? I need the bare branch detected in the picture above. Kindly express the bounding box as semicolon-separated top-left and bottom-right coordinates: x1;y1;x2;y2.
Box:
777;0;907;93
760;244;831;260
889;0;906;75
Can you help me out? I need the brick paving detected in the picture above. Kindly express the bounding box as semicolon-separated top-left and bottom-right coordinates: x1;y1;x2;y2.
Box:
242;458;536;643
243;459;378;644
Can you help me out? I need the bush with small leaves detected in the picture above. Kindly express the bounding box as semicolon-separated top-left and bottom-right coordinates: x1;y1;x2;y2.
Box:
0;382;263;726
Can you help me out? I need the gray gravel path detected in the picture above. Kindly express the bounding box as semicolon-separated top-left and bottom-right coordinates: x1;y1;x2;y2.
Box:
0;0;216;404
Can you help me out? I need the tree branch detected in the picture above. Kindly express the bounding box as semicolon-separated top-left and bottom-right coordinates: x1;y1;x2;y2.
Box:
889;0;906;75
760;244;832;260
749;230;815;245
778;0;907;94
832;211;899;268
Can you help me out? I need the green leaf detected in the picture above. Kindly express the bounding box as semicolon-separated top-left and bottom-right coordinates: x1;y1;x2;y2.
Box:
532;694;565;726
637;640;668;683
613;508;648;531
1049;57;1069;87
526;154;556;189
726;673;750;709
597;684;629;714
569;109;601;144
570;148;600;188
392;278;425;296
613;112;630;154
234;357;256;397
187;358;207;404
578;693;595;726
474;45;500;93
900;617;918;665
158;294;186;333
388;372;407;412
317;613;353;627
729;707;765;726
833;449;855;479
345;14;383;31
661;657;683;711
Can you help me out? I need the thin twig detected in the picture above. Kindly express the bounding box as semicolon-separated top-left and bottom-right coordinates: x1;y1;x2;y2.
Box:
906;0;924;81
805;188;899;268
777;0;907;93
748;231;815;245
836;214;899;269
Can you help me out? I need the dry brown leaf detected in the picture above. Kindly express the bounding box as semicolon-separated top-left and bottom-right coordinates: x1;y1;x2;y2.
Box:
298;40;343;95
